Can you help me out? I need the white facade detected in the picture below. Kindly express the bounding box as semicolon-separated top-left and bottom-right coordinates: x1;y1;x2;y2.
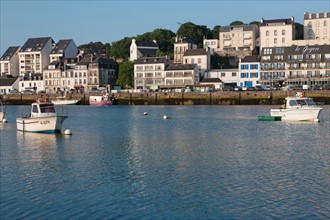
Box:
130;39;159;61
203;39;219;54
18;37;53;75
207;69;240;85
183;48;210;77
259;17;295;51
134;56;171;90
19;73;44;93
239;61;260;87
164;64;199;87
0;47;21;77
304;12;330;40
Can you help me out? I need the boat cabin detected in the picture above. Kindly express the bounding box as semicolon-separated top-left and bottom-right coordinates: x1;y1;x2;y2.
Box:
31;102;57;118
284;97;316;109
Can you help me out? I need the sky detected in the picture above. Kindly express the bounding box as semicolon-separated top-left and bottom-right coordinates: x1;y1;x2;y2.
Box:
0;0;329;55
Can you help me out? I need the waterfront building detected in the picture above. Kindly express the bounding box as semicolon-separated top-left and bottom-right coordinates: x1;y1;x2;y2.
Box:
0;46;21;77
134;56;171;91
19;73;44;93
0;76;19;94
218;24;259;58
174;36;197;64
183;48;210;78
259;17;295;51
259;44;330;87
304;12;330;40
239;55;261;87
130;39;159;61
43;60;65;93
163;63;199;90
206;69;240;87
18;37;54;75
50;39;78;62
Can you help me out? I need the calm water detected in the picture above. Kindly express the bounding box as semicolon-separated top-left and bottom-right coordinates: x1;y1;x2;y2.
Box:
1;105;329;219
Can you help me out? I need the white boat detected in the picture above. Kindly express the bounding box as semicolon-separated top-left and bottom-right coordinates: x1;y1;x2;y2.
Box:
16;97;68;133
270;92;323;122
51;96;80;105
89;93;113;106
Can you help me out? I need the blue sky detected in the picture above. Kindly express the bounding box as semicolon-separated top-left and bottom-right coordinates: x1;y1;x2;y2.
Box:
0;0;329;55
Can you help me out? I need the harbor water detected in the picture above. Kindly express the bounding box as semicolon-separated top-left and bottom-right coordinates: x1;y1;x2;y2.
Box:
1;105;329;219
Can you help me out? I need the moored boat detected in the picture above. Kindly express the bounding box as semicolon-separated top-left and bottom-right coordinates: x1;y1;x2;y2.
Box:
270;92;323;122
89;93;113;106
51;96;80;105
16;97;68;133
258;115;282;121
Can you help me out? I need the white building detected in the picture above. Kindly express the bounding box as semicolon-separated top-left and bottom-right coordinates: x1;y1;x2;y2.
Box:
304;12;330;41
0;77;20;94
174;36;197;64
134;56;171;90
206;69;240;87
183;48;210;78
203;38;219;55
19;73;44;93
0;46;21;77
18;37;54;75
238;55;261;87
259;17;295;51
129;39;159;61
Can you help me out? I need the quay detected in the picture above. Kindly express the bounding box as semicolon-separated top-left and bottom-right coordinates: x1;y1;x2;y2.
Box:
1;90;329;106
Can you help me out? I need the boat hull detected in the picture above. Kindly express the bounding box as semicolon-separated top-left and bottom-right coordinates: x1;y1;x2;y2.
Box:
16;116;68;133
270;108;322;122
0;112;4;122
258;115;282;121
89;101;113;106
52;100;79;105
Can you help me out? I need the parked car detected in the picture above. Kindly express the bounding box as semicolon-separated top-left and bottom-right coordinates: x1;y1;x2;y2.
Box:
22;89;34;94
234;86;242;91
10;89;19;94
38;90;46;94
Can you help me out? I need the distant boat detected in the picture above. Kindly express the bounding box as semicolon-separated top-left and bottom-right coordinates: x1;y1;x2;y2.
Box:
16;97;68;133
51;96;80;105
270;92;323;122
89;93;113;106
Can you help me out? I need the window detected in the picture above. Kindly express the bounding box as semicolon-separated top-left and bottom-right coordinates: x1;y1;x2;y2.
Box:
282;38;285;43
221;72;226;77
274;38;277;44
191;58;194;63
274;30;277;36
198;58;201;64
266;30;269;36
324;21;328;27
232;72;237;77
282;30;285;35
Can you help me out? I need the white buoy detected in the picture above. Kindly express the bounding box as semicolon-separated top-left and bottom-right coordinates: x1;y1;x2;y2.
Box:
144;112;148;115
64;129;72;135
163;115;171;119
2;118;8;123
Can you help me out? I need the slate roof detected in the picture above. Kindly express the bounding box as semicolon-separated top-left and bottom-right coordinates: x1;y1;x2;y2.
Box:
19;37;54;52
165;63;196;71
135;40;158;47
0;46;20;61
92;57;117;69
51;39;73;54
138;48;158;57
241;55;260;63
175;37;196;45
184;48;207;56
135;56;170;64
260;18;294;26
0;77;19;86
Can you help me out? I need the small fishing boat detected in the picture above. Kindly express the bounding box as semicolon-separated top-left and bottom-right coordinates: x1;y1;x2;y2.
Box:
89;93;113;106
270;92;323;122
16;97;68;133
51;96;80;105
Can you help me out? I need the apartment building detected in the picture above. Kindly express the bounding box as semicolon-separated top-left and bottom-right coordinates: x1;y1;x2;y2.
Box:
219;24;259;57
50;39;78;62
164;64;199;88
43;60;65;93
304;12;330;40
0;46;21;77
130;39;159;61
134;56;171;90
259;44;330;86
174;36;197;64
20;73;44;93
18;37;54;75
259;17;295;51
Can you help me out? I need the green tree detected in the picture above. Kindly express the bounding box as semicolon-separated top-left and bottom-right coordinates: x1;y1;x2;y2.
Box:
109;37;132;61
230;20;244;25
249;21;260;26
211;25;221;39
176;22;212;47
116;61;134;89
